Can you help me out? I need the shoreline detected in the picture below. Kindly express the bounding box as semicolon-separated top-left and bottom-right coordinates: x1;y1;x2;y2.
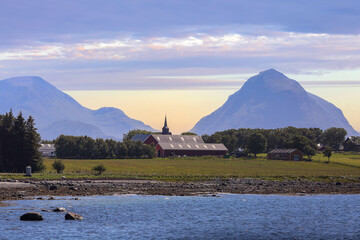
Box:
2;178;360;202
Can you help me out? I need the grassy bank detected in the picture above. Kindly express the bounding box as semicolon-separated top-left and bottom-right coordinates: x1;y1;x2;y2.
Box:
313;152;360;168
1;155;360;181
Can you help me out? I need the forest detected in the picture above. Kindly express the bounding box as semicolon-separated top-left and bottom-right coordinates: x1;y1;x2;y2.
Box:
202;126;347;158
0;111;44;172
55;135;155;159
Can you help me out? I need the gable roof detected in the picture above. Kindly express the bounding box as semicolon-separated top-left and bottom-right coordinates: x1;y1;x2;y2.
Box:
151;135;204;144
346;136;360;145
131;134;151;143
269;149;301;154
157;142;228;151
39;144;55;151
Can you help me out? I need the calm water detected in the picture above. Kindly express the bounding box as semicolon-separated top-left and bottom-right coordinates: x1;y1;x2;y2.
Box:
1;194;360;239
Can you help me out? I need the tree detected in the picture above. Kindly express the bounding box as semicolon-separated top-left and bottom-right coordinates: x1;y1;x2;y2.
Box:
24;116;44;172
321;127;347;150
247;133;267;157
52;160;65;173
323;147;332;163
0;111;44;173
303;145;316;160
284;135;317;159
181;132;197;135
93;164;106;175
221;134;238;153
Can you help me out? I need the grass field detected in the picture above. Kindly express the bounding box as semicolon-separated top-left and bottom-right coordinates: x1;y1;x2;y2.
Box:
313;152;360;168
1;155;360;182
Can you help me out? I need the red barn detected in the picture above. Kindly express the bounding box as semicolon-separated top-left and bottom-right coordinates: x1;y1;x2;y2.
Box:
267;149;303;161
131;117;228;157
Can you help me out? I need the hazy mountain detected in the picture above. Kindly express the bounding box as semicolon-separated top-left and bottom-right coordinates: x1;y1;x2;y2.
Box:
191;69;359;136
0;76;155;140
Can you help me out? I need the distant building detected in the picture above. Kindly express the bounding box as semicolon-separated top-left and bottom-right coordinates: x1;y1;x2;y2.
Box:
132;116;227;157
267;149;303;161
343;137;360;152
38;144;56;157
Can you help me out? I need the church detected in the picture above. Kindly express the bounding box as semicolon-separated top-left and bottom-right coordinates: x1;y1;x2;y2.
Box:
132;117;228;157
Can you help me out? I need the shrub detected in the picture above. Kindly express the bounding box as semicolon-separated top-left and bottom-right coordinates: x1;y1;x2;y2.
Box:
52;160;65;173
93;164;106;175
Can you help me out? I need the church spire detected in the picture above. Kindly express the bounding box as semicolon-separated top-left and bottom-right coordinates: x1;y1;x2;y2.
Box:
162;115;171;135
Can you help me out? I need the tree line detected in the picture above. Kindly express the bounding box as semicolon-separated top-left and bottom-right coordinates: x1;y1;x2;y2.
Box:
203;127;347;158
55;135;155;159
0;111;44;173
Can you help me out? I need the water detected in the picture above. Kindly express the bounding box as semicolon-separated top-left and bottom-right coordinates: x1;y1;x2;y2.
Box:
1;194;360;239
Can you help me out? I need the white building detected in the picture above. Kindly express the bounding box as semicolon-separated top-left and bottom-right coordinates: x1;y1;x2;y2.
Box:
38;144;56;157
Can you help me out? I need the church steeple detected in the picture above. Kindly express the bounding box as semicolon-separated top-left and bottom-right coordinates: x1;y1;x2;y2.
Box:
162;115;171;135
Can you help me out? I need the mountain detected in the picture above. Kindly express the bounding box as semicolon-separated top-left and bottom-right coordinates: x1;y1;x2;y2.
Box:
0;76;155;139
191;69;359;136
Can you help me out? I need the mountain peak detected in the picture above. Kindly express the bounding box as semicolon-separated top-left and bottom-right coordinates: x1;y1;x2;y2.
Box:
1;76;53;89
241;69;304;94
0;76;156;140
259;68;282;75
191;70;359;136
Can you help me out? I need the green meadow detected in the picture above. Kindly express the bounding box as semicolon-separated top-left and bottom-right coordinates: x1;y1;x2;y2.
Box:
313;152;360;168
1;153;360;182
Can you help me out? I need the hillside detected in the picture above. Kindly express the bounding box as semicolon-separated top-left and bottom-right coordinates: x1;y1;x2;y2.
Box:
191;69;359;136
0;76;155;139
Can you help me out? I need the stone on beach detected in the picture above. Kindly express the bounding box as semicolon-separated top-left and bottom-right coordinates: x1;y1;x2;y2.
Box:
20;212;43;221
53;207;66;212
65;212;83;220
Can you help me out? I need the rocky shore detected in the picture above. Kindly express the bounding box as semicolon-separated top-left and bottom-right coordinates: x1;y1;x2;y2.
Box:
1;178;360;201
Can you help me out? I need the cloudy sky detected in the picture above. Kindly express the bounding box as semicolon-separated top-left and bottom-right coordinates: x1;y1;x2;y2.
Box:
1;0;360;133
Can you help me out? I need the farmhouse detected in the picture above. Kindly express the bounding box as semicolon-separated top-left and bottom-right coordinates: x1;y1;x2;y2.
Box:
343;137;360;152
132;117;228;157
267;149;303;161
38;144;56;157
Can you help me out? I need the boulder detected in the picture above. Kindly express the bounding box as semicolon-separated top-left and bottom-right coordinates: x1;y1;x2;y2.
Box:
49;185;57;190
53;207;66;212
20;212;43;221
65;212;83;220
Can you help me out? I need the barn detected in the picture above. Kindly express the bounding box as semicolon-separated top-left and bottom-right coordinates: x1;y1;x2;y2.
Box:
343;137;360;152
267;149;303;161
132;117;228;157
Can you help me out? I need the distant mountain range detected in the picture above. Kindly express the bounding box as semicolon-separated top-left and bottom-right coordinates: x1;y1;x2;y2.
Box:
0;76;155;140
191;69;359;136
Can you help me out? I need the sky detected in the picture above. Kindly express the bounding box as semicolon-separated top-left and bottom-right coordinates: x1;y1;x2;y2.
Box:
0;0;360;133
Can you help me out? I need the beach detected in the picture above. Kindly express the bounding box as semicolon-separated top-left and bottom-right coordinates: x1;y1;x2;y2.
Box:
1;178;360;201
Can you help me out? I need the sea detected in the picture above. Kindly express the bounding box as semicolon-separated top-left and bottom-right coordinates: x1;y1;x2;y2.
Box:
1;194;359;240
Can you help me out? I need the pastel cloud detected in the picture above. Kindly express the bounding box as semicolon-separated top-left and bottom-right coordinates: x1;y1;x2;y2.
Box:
0;0;360;92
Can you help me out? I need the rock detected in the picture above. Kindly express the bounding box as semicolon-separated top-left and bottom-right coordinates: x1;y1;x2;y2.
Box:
48;196;55;200
69;186;79;191
65;212;83;220
53;207;66;212
336;182;342;186
49;185;57;190
61;176;66;180
20;212;43;221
